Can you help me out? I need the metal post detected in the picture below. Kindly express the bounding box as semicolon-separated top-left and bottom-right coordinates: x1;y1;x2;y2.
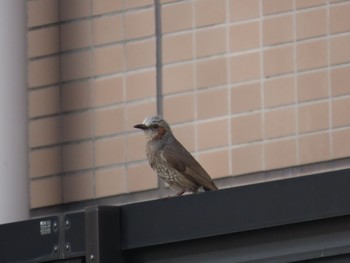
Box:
0;0;29;223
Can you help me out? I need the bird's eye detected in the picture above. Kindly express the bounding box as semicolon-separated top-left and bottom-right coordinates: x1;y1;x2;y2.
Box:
151;124;159;129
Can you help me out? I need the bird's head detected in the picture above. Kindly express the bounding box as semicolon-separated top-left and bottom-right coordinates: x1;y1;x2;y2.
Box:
134;115;172;141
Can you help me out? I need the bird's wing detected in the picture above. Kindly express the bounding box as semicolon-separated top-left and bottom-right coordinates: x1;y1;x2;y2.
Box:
161;139;218;191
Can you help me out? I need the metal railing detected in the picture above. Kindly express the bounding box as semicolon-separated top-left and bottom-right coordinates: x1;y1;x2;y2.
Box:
1;168;350;262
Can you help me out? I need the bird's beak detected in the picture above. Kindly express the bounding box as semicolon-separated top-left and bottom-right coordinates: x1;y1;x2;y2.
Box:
134;124;148;130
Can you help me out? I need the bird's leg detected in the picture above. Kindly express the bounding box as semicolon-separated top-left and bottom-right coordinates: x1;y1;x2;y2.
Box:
162;191;184;199
176;191;185;196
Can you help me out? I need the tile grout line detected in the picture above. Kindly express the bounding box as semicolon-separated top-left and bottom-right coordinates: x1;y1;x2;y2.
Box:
293;0;300;166
226;0;233;177
29;25;349;64
89;0;97;200
28;55;350;91
326;0;334;160
57;0;64;204
192;1;198;159
121;0;129;194
154;0;166;197
259;0;266;173
155;0;163;116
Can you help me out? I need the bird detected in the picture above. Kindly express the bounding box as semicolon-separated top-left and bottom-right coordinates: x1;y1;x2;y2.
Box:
134;115;218;196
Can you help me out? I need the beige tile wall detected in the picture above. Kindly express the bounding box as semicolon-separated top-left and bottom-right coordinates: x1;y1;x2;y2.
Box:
27;0;157;208
27;0;350;209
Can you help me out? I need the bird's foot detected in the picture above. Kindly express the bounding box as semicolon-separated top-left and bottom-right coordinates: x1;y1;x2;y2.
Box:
176;191;185;196
161;191;185;199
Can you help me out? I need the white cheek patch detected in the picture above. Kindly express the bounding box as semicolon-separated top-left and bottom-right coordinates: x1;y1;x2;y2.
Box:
144;129;153;139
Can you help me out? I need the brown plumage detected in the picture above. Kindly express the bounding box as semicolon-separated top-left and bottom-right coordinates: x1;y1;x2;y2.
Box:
134;115;218;196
